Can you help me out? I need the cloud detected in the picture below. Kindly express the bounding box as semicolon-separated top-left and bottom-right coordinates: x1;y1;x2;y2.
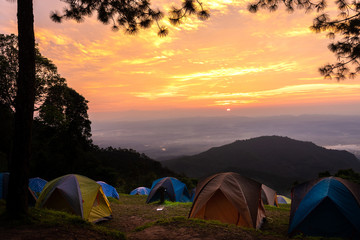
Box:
189;83;360;106
131;82;201;100
171;62;297;81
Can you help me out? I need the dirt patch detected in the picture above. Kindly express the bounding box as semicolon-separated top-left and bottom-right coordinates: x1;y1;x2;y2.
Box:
127;224;258;240
128;226;208;240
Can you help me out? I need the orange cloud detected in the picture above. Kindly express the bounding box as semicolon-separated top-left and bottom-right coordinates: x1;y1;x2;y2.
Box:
1;0;359;116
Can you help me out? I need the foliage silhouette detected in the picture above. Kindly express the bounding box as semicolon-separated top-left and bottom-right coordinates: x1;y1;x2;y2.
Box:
0;34;64;110
248;0;360;80
8;0;209;218
0;34;191;209
319;168;360;184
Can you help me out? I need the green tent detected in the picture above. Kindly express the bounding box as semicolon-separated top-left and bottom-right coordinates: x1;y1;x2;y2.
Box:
36;174;112;222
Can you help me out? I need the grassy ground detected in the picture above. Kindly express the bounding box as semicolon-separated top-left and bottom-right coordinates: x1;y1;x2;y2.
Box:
0;196;345;240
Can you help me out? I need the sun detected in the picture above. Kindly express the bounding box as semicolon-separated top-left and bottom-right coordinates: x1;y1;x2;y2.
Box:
226;108;231;112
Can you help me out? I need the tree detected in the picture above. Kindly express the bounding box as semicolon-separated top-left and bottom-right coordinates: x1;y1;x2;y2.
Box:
318;169;360;183
38;84;92;144
0;33;65;217
0;34;65;110
30;84;93;179
248;0;360;80
7;0;36;218
8;0;209;218
50;0;210;36
335;168;360;184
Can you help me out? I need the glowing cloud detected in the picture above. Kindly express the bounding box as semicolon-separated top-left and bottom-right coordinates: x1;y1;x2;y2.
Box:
191;84;360;106
172;62;297;81
0;0;359;116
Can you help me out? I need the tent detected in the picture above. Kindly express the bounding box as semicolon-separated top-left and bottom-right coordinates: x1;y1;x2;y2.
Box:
96;181;119;200
261;184;278;206
146;177;191;203
36;174;112;222
189;172;266;229
0;172;9;199
130;187;150;195
29;177;47;198
277;195;291;204
190;188;196;202
289;177;360;238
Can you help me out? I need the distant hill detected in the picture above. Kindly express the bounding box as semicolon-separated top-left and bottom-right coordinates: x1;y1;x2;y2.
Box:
92;115;360;160
162;136;360;194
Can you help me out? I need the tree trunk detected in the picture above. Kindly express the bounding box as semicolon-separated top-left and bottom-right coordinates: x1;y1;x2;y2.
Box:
6;0;36;218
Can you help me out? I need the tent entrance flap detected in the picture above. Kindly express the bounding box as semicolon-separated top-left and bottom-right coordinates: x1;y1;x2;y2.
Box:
43;188;77;214
203;189;250;227
189;172;264;229
88;191;112;223
296;197;355;237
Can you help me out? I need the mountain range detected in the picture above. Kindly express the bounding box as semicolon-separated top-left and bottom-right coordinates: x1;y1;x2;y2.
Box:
162;136;360;195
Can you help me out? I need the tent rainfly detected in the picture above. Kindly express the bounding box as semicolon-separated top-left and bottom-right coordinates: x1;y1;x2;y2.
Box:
189;172;266;229
36;174;112;222
277;195;291;204
96;181;119;200
261;184;278;206
289;177;360;238
146;177;191;203
130;187;150;195
29;177;47;198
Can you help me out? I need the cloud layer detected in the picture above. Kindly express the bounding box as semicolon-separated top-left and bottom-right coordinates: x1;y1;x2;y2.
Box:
0;0;358;119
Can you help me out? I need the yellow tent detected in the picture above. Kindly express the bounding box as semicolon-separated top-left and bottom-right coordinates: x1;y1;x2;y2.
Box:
36;174;112;222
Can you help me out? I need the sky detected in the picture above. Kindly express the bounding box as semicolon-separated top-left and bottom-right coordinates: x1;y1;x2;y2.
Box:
0;0;359;122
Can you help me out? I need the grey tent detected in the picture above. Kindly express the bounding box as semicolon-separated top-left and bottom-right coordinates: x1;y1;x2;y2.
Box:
261;184;278;206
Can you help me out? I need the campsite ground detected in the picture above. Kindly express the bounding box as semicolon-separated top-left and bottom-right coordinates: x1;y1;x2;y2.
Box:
0;196;342;240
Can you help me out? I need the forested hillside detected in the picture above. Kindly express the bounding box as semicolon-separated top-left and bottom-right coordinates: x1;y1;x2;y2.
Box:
0;101;180;193
163;136;360;194
0;34;182;193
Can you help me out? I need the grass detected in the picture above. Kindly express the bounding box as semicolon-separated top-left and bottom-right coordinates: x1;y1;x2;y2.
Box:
0;200;126;240
0;196;350;240
107;195;347;240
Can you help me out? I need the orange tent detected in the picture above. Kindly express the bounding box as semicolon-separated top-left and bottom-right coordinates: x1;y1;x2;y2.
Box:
189;172;266;229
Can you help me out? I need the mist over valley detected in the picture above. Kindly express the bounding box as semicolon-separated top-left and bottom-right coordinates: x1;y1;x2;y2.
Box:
91;114;360;160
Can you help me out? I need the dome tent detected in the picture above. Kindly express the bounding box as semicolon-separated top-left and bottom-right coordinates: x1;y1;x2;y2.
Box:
130;187;150;195
29;177;47;198
36;174;112;222
96;181;119;200
146;177;191;203
189;172;266;229
277;195;291;204
289;177;360;238
261;184;278;206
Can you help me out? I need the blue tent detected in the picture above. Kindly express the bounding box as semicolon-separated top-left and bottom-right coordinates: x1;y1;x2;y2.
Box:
146;177;191;203
289;177;360;238
96;181;119;200
0;172;9;199
29;177;47;198
130;187;150;195
190;188;196;202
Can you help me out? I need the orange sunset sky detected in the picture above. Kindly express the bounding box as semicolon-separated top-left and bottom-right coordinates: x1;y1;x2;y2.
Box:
1;0;359;121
